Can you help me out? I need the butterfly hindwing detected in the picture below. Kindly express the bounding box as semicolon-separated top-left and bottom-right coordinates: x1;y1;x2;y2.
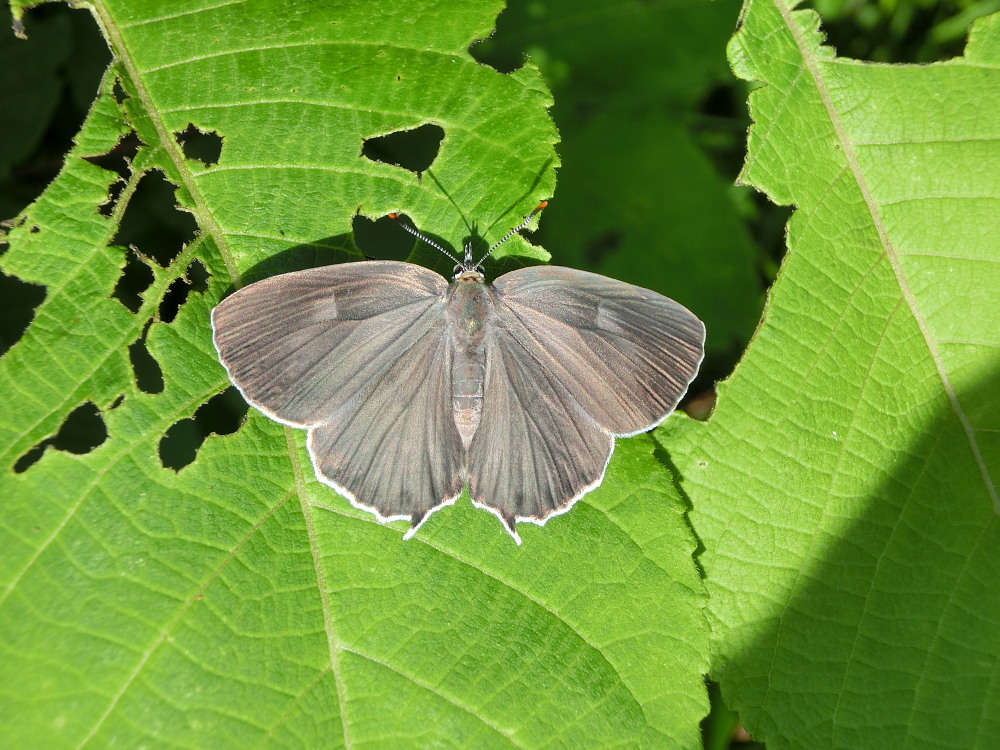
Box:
465;318;614;538
307;321;464;531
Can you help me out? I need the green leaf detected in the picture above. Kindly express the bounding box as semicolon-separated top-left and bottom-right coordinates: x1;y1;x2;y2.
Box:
0;1;708;746
665;2;1000;748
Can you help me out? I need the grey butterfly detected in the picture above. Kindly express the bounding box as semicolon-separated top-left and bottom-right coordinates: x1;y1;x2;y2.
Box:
211;203;705;543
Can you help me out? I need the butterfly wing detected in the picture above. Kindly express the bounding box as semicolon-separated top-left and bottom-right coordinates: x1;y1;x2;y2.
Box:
465;321;614;542
489;265;705;435
212;261;464;531
465;266;705;540
306;321;465;532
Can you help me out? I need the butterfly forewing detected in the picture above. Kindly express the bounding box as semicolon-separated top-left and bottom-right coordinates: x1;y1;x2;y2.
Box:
212;262;449;427
489;266;705;436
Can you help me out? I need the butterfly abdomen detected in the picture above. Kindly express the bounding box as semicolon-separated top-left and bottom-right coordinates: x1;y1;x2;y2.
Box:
447;277;492;449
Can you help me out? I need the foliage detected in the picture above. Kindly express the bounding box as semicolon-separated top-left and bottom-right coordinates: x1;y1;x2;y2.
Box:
666;2;1000;747
0;0;710;746
1;0;997;747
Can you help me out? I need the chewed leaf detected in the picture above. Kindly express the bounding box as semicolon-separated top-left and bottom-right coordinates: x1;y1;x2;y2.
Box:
0;2;708;748
666;4;1000;749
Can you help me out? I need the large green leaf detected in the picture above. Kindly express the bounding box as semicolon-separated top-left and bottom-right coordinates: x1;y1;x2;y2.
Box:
665;2;1000;747
0;0;708;746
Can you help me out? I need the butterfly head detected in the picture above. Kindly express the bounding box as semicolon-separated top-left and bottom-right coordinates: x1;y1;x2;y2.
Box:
390;201;548;281
453;243;485;282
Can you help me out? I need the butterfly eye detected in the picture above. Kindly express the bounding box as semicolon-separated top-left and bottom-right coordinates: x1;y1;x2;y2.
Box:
453;264;464;277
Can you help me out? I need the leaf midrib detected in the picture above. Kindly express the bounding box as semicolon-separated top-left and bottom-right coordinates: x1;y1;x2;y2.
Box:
286;426;352;748
774;0;998;515
90;2;241;286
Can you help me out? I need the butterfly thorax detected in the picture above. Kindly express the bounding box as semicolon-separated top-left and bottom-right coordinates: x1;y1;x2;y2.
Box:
447;275;491;449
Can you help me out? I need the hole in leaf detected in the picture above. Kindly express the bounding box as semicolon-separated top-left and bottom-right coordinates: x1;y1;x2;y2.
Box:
111;247;155;313
186;258;209;292
14;446;45;473
682;389;716;422
159;259;208;323
467;5;527;74
110;169;197;268
158;387;249;471
0;270;46;356
353;213;430;263
174;124;223;166
30;225;40;233
468;39;524;75
361;124;444;175
355;213;462;279
14;401;108;473
129;322;164;394
83;131;141;178
241;234;359;286
158;278;187;324
112;77;128;103
818;4;970;64
583;230;622;266
98;178;125;217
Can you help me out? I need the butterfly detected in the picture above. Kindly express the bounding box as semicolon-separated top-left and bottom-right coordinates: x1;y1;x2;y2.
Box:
211;203;705;543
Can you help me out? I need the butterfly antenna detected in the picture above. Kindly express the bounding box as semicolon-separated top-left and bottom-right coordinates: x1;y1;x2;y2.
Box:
389;213;461;266
475;201;548;269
